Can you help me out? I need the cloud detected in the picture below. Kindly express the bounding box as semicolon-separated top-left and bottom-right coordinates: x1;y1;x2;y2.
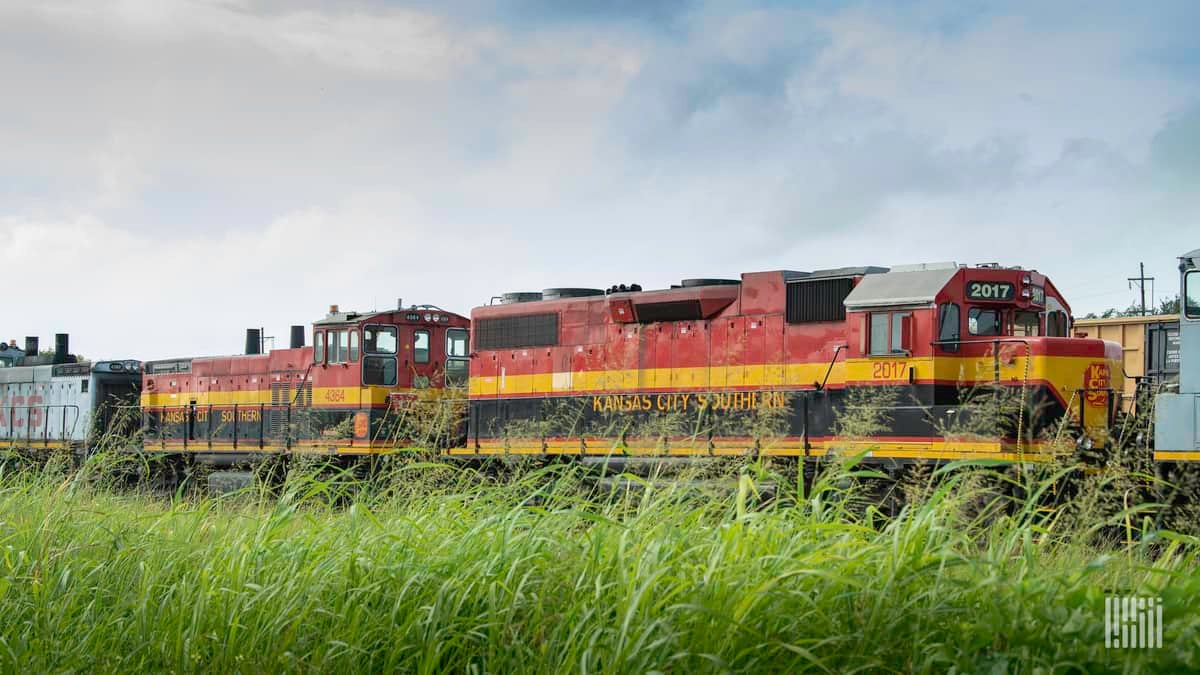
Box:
1151;105;1200;178
0;0;1197;359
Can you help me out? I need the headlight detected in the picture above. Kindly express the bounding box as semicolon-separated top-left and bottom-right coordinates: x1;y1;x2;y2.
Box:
1076;435;1094;451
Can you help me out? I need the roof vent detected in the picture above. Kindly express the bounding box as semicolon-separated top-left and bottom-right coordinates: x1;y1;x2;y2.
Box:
680;278;740;288
501;292;543;304
541;288;604;300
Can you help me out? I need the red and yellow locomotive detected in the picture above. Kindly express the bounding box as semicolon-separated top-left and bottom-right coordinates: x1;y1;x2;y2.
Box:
141;303;469;463
459;263;1122;462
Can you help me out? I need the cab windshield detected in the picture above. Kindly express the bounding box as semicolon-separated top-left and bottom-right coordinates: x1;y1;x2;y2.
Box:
1013;311;1040;336
968;307;1003;336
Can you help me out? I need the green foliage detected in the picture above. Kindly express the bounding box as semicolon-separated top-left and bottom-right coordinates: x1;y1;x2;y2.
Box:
0;458;1198;672
1083;294;1179;319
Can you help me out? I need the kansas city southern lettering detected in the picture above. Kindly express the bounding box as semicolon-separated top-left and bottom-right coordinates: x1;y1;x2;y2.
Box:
159;408;263;425
591;391;788;413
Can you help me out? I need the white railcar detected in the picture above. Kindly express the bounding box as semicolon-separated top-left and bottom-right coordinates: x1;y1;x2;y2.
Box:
0;338;140;451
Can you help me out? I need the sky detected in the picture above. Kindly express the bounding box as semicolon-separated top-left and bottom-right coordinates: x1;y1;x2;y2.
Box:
2;0;1198;360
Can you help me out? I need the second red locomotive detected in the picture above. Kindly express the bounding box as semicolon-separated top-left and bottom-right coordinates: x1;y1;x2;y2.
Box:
460;263;1121;462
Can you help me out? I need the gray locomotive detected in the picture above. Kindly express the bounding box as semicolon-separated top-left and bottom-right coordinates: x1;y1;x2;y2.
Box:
0;334;141;453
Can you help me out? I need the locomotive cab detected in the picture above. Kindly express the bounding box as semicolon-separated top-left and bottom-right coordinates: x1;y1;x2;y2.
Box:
1155;248;1200;459
844;263;1121;451
142;302;470;461
308;304;470;449
311;304;470;393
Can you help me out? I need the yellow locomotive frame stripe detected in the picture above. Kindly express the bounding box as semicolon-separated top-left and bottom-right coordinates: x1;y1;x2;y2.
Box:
469;355;1118;399
1154;451;1200;462
1;440;82;450
141;386;408;408
450;437;1060;461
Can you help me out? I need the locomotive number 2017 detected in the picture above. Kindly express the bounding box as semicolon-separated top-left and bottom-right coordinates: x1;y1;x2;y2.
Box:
966;281;1015;301
872;361;908;380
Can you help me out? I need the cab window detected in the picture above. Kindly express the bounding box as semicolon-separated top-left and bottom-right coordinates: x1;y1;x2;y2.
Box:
349;330;360;362
314;331;325;363
445;358;468;387
414;330;430;364
329;330;352;363
938;303;961;347
363;356;397;386
445;328;469;387
1013;311;1040;337
1046;310;1069;337
968;307;1002;336
869;311;910;356
328;331;341;363
364;325;398;354
446;329;468;358
1186;270;1200;319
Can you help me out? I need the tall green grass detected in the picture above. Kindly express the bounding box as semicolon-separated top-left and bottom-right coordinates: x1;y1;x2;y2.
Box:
0;457;1197;673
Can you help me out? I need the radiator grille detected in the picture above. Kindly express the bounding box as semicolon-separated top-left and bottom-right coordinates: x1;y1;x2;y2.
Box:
786;278;854;323
475;313;559;349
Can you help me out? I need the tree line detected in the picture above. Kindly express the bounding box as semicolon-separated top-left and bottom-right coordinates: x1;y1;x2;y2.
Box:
1081;294;1179;319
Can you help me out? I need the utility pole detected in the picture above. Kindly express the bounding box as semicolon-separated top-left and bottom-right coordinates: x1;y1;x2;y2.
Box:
1128;262;1155;316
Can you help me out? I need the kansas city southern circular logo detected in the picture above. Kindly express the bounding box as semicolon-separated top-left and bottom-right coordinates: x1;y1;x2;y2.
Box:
1085;362;1111;407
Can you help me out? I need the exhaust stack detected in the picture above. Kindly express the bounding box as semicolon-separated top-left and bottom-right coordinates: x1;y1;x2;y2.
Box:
54;333;69;364
245;328;261;355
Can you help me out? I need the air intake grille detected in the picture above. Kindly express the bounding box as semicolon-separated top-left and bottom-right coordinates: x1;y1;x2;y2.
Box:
787;278;854;323
635;300;703;323
476;313;559;350
270;383;289;437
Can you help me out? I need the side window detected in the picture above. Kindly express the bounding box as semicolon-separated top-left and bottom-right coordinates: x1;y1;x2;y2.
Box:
328;331;343;363
938;303;961;344
889;313;909;353
968;307;1002;336
362;356;397;386
364;326;398;354
349;330;360;362
314;331;325;363
1045;310;1068;337
338;330;350;362
445;358;468;387
870;312;911;356
446;329;468;357
414;330;430;364
1013;311;1040;337
869;313;889;356
1187;270;1200;319
445;328;469;387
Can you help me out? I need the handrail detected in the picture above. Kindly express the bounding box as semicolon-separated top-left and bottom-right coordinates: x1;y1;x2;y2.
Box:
816;345;848;391
2;404;82;447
